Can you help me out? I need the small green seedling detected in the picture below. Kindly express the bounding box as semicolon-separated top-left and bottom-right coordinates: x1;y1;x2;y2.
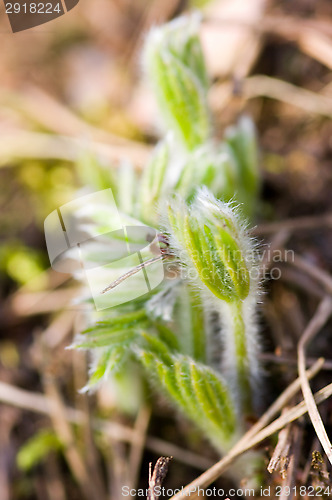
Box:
69;13;262;480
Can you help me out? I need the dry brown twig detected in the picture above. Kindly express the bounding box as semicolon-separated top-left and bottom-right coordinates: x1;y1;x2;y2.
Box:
280;266;326;300
297;296;332;466
251;213;332;236
267;415;291;477
210;74;332;116
166;358;325;500
128;404;152;490
244;75;332;117
147;457;173;500
258;229;291;279
0;359;326;487
0;131;149;169
203;15;332;39
169;380;332;500
42;374;103;500
243;358;324;442
279;425;303;500
0;381;212;470
6;287;82;317
290;254;332;296
205;15;332;74
297;32;332;71
259;353;332;371
70;339;107;500
40;310;77;349
0;86;151;160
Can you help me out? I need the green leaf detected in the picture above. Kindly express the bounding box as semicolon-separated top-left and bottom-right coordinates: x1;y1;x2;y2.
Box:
83;310;148;333
17;430;62;472
202;368;236;436
144;15;210;150
187;286;206;362
173;284;206;362
154;322;180;352
141;332;175;365
137;346;237;451
83;345;129;391
173;359;203;423
139;140;169;225
175;145;237;203
73;309;150;349
72;328;138;349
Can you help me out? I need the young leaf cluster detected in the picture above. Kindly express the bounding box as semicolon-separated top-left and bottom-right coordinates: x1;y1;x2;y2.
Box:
70;14;262;457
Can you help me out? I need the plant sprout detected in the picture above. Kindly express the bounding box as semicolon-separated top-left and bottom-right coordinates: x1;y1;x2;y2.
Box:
69;13;262;481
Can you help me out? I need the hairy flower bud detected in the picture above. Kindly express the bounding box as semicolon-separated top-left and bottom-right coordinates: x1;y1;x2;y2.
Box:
167;189;260;413
143;14;210;150
167;189;252;302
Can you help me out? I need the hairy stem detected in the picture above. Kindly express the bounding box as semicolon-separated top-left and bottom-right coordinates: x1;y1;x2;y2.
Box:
231;299;252;413
220;297;257;414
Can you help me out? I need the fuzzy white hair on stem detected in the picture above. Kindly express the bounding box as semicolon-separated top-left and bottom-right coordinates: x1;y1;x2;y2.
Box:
166;188;262;414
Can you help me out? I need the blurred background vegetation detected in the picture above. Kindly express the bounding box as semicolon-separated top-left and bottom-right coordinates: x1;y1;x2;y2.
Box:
1;1;332;499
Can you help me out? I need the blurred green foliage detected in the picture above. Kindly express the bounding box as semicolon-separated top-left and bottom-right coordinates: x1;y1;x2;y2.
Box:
17;429;62;472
